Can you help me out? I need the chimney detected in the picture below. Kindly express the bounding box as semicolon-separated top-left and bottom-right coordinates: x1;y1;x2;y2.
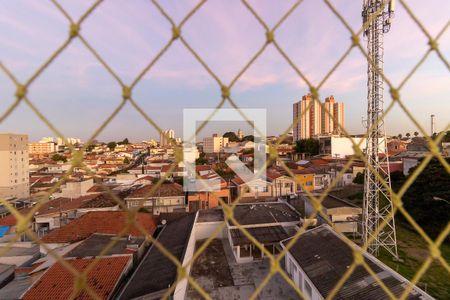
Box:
431;114;436;136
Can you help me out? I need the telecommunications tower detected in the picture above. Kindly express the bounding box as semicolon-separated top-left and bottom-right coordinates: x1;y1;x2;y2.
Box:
362;0;398;258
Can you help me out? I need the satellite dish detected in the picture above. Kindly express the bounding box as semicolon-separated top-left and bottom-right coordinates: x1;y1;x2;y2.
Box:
161;219;167;225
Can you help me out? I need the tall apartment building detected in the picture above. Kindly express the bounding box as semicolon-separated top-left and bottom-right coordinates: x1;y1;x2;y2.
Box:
237;129;244;140
0;133;30;199
293;94;322;140
203;134;229;153
29;141;56;155
321;96;345;135
294;94;345;141
56;137;81;145
159;129;175;147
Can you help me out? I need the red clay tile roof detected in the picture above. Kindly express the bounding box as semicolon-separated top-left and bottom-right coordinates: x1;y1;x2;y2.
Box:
0;207;32;226
291;168;316;175
22;255;131;300
35;194;117;217
126;183;184;198
195;165;212;172
160;165;184;173
86;185;107;193
310;159;329;166
41;211;156;244
266;169;284;180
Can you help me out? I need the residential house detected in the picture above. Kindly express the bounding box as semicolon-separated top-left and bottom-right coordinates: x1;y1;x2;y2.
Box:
267;169;297;197
51;178;94;198
125;182;186;215
230;176;272;200
281;225;432;300
291;168;315;192
22;256;133;300
39;211;156;253
33;193;120;234
187;166;230;211
227;202;301;263
117;214;197;300
303;194;362;233
387;139;407;155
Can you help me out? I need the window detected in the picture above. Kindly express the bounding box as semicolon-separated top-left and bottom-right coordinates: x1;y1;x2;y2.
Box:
305;281;312;299
289;259;295;276
298;270;303;288
292;263;297;275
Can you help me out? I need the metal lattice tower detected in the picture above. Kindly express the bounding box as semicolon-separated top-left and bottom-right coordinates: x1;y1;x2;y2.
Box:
362;0;398;259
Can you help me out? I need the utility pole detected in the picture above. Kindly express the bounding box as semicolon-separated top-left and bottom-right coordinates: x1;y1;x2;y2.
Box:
362;0;398;259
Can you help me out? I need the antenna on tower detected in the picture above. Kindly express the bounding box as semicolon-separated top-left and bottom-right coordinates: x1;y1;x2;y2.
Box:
362;0;398;259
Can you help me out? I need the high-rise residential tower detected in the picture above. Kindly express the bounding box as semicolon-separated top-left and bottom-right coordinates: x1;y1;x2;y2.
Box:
160;129;175;147
293;94;322;140
237;129;244;140
293;94;344;141
322;96;335;134
0;133;30;199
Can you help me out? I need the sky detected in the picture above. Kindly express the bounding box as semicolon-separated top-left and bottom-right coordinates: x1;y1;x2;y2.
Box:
1;0;449;142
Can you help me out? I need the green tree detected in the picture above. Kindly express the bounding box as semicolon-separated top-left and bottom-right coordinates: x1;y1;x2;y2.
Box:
123;157;130;164
401;158;450;239
242;135;254;142
122;138;129;144
295;138;319;156
353;171;364;184
51;153;67;163
86;144;96;152
305;138;319;155
398;133;403;139
107;141;117;150
406;132;411;138
223;132;239;142
413;131;419;137
196;157;208;165
295;140;306;153
443;131;450;142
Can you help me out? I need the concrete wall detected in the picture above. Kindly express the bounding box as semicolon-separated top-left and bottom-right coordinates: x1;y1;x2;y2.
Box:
403;158;419;175
272;177;296;197
194;221;225;240
54;179;94;198
173;212;198;300
284;251;323;300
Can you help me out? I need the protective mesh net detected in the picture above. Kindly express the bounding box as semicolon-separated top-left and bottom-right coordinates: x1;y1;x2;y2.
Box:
0;1;449;299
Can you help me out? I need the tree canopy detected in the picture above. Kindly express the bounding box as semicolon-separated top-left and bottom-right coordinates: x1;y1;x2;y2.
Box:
51;153;67;163
223;132;239;142
400;158;450;239
107;141;117;150
242;135;254;142
295;138;319;156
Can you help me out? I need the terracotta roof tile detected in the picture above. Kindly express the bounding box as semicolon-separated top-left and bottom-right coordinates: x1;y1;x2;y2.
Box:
126;183;184;198
23;256;131;300
35;194;116;217
0;207;32;226
41;211;156;244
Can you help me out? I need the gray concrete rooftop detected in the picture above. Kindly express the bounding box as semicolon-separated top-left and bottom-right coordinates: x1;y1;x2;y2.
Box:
186;239;299;300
